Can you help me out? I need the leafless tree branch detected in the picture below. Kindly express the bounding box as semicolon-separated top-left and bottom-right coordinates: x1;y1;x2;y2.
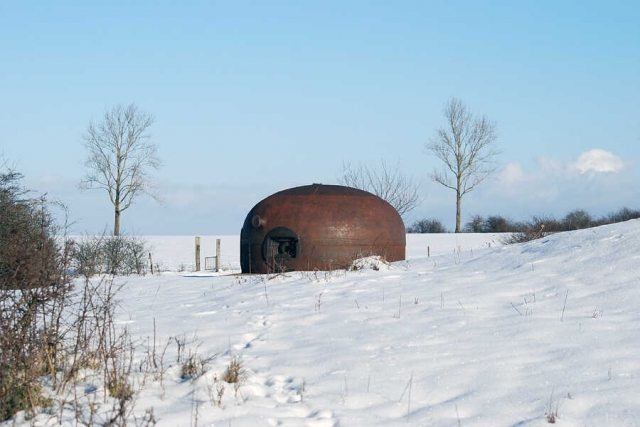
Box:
338;159;421;218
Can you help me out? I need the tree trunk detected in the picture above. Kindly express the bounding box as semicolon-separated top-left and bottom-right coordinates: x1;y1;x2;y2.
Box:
114;208;121;236
455;191;462;233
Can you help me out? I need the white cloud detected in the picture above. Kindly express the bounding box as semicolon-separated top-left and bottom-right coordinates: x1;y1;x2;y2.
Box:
499;162;525;185
536;156;567;176
478;148;638;222
573;149;625;174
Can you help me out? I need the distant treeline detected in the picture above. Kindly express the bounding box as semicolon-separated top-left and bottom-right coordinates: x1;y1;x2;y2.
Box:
407;207;640;234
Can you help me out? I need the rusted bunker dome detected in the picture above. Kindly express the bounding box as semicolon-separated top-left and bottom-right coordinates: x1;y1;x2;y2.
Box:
240;184;406;273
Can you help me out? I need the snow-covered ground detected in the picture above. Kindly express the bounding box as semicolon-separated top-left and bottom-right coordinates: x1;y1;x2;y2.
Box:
7;224;640;426
143;232;505;273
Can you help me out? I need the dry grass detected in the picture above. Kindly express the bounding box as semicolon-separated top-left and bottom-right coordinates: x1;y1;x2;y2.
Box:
223;357;246;384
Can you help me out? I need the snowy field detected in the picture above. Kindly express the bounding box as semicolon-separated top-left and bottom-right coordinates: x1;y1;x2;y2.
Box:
143;233;505;273
7;224;640;426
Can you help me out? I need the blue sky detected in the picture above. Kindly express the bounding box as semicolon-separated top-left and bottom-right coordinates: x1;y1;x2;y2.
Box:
1;1;639;234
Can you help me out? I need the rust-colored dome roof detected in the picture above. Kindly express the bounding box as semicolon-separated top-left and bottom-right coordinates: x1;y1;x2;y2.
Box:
240;184;405;273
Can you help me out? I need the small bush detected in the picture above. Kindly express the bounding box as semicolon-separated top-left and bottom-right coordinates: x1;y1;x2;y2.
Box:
463;215;516;233
470;206;640;242
502;215;561;244
605;206;640;223
464;214;486;232
484;215;514;233
223;357;246;384
563;209;593;230
180;351;217;381
108;378;134;401
74;235;149;276
406;218;447;233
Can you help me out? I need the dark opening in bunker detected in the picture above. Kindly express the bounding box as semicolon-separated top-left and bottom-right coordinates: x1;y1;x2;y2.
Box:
262;227;299;270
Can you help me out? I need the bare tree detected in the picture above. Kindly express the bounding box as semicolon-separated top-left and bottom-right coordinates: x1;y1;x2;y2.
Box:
80;104;160;236
338;159;420;218
427;98;499;232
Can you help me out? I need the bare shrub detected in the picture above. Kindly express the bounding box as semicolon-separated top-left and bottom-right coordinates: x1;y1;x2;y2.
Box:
463;214;518;233
546;390;559;423
406;218;447;233
57;265;146;426
470;206;640;238
134;408;158;427
74;235;149;276
338;159;420;218
215;382;225;407
180;350;218;382
0;164;155;424
485;215;515;233
223;357;246;384
0;168;74;420
502;215;562;244
563;209;593;230
464;214;487;232
223;357;247;397
604;206;640;223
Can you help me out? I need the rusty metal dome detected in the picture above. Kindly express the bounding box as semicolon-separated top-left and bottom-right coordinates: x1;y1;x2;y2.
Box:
240;184;406;273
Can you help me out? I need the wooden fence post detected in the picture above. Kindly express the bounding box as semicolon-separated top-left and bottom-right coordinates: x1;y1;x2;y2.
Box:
216;239;221;272
195;236;201;272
